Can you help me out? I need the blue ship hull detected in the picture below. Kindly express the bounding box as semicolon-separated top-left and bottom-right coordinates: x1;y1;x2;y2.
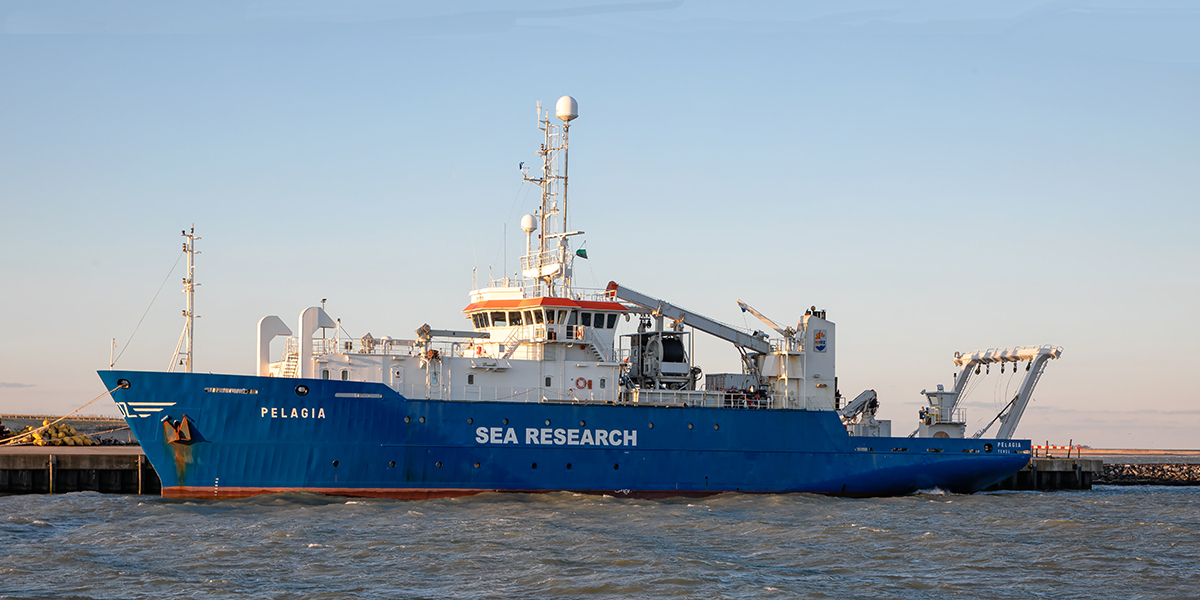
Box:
99;370;1031;499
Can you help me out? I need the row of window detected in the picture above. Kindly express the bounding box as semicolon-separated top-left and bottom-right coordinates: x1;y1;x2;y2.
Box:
463;373;609;389
471;309;621;330
322;369;349;380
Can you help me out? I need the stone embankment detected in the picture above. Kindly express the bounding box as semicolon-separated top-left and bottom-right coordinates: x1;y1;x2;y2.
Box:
1097;464;1200;485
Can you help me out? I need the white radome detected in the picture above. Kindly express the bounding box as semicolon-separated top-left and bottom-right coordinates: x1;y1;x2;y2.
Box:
520;214;537;233
555;95;578;122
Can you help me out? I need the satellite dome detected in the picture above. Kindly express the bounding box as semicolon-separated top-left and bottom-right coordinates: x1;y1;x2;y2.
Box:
520;214;537;233
555;96;578;122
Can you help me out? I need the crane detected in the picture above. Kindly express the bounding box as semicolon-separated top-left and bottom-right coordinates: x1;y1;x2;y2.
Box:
606;282;771;390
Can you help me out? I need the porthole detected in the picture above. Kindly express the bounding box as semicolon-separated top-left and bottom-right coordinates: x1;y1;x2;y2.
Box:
648;422;654;429
984;443;994;453
580;420;586;427
419;417;426;423
436;461;443;468
531;463;538;469
389;461;396;468
474;462;481;469
332;460;339;467
503;418;509;425
688;423;694;430
467;418;473;424
714;424;720;430
566;463;572;470
404;416;411;423
295;385;309;396
116;378;131;389
545;419;551;426
613;464;619;470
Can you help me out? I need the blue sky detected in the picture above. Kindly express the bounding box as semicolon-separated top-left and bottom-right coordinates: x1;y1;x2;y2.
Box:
1;1;1197;447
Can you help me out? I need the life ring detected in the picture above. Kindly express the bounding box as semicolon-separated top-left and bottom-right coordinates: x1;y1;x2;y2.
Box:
575;377;587;389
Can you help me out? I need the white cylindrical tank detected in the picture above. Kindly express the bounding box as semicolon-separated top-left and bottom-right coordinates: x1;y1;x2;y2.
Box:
556;96;578;122
520;214;537;233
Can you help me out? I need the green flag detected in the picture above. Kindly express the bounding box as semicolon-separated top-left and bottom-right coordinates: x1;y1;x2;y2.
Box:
576;249;588;259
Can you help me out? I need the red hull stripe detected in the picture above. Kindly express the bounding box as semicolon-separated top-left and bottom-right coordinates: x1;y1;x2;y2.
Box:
161;486;872;500
164;486;490;500
462;298;629;313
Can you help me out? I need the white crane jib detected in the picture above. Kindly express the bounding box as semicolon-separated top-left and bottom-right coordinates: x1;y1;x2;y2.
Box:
610;283;771;354
948;345;1063;440
737;299;799;352
608;283;838;411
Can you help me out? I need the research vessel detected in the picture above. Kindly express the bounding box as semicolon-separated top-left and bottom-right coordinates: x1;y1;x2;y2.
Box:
99;97;1056;499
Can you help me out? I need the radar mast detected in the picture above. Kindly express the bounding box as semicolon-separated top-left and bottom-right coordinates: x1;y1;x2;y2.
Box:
521;96;581;298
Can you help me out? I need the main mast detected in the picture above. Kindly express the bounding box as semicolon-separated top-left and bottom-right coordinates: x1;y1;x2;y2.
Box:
521;96;580;298
170;226;200;373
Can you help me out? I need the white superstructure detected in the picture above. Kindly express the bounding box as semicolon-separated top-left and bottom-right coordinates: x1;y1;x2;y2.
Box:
237;97;1061;439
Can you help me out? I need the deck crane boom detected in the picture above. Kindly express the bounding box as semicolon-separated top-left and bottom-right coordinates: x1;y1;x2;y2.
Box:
737;300;790;337
607;283;771;354
607;282;772;390
737;299;800;352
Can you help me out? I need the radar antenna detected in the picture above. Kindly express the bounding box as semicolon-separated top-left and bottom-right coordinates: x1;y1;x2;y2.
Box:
521;96;582;298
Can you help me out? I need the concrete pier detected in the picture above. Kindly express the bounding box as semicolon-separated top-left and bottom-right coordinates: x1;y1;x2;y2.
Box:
0;446;160;495
986;458;1103;491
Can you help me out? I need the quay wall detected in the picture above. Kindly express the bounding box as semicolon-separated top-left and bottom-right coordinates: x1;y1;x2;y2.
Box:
0;447;160;495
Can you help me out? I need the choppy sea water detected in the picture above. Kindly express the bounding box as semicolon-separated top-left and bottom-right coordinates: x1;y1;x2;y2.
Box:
2;486;1198;599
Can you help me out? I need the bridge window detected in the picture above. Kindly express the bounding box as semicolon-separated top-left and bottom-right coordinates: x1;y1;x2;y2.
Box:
479;313;489;327
533;310;544;324
490;311;507;326
556;310;568;324
567;310;578;325
509;311;523;326
524;310;535;325
581;312;592;326
607;314;618;328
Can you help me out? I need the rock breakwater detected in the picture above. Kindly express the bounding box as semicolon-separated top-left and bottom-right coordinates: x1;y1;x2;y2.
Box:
1097;464;1200;485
